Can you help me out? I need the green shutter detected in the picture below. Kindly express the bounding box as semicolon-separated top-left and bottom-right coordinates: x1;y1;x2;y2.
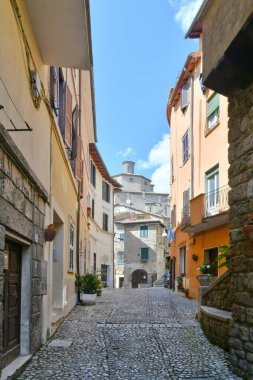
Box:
207;93;219;117
141;248;149;260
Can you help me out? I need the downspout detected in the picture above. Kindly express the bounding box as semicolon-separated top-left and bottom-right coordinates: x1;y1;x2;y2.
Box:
184;68;194;199
76;70;82;304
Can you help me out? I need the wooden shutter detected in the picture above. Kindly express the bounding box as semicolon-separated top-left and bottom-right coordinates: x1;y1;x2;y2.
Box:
141;248;149;261
50;67;59;114
65;85;72;148
207;93;219;117
181;81;190;110
71;106;79;159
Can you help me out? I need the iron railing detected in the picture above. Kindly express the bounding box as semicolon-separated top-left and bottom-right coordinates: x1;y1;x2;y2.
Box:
205;185;229;217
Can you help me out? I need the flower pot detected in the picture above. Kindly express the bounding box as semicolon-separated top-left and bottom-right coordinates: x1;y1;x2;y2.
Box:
196;274;214;286
80;292;97;305
45;229;57;242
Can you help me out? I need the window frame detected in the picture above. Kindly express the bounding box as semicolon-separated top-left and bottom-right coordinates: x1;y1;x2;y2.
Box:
206;93;220;133
103;213;109;231
140;247;149;261
102;181;110;203
182;129;190;164
140;225;148;238
68;222;74;272
90;161;96;188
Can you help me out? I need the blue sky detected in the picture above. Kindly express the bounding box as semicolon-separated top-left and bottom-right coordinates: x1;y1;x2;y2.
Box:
89;0;202;192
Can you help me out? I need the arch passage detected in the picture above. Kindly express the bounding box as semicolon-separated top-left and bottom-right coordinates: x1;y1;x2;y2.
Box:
131;269;148;288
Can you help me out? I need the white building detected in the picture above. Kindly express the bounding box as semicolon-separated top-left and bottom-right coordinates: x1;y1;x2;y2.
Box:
113;161;170;288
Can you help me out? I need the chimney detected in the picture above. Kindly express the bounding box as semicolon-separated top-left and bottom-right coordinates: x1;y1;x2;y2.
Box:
123;161;135;174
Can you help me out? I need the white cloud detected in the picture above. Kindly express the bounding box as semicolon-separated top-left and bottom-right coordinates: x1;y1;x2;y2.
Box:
169;0;203;33
137;134;170;193
116;147;135;158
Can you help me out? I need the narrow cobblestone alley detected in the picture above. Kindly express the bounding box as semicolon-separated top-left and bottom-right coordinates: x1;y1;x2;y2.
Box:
17;289;241;380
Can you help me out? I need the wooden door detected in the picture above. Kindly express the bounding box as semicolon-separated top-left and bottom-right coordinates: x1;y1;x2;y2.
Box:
2;241;21;368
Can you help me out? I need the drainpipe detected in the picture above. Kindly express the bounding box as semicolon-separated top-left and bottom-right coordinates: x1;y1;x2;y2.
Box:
76;70;82;304
184;67;194;199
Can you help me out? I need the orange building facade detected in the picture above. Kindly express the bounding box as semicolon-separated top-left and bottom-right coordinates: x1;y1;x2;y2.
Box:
167;47;229;299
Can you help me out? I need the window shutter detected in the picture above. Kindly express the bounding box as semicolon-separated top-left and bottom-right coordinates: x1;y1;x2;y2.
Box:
71;107;79;159
80;160;84;199
65;85;72;148
207;93;219;117
50;67;59;114
181;81;190;110
141;248;149;260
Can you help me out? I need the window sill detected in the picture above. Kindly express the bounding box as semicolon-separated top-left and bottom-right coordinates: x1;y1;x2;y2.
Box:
67;269;74;274
205;121;220;137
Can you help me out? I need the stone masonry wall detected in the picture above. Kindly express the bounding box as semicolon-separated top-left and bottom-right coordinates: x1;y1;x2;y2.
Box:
201;312;230;352
202;271;234;311
0;126;48;357
228;82;253;379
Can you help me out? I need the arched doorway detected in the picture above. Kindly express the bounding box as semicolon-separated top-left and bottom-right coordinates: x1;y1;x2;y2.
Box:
131;269;148;288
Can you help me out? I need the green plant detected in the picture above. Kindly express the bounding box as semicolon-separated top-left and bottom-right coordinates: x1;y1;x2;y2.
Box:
216;244;235;269
176;276;184;291
75;273;101;294
197;261;212;274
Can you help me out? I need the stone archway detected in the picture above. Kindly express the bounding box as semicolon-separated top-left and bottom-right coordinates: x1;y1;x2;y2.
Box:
131;269;147;288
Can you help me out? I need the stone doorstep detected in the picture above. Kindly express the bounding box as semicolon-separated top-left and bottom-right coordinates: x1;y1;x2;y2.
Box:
0;355;32;380
201;306;232;322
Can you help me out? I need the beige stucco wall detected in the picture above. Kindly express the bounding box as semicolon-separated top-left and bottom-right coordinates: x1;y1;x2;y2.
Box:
202;0;253;82
0;0;51;191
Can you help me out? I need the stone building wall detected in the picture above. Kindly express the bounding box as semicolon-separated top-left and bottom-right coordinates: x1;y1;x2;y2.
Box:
201;311;231;352
202;271;234;311
0;124;48;358
228;82;253;378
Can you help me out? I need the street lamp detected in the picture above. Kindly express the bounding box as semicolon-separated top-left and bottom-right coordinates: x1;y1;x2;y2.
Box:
162;228;168;238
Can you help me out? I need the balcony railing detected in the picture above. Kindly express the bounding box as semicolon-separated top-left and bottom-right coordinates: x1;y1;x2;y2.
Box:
205;186;229;217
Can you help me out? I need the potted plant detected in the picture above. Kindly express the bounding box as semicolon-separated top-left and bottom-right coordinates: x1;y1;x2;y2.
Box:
75;273;101;305
176;276;184;292
196;262;214;286
45;223;57;242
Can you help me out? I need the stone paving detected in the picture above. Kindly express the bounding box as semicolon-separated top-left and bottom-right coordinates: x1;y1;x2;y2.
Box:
17;288;242;380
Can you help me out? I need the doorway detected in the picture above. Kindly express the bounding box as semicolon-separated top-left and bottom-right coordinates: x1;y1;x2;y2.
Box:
204;247;219;276
2;241;22;368
131;269;147;288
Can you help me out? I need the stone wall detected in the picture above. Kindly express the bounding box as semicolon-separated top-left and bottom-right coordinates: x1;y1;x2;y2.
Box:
201;309;231;352
0;125;48;358
202;271;234;311
228;82;253;378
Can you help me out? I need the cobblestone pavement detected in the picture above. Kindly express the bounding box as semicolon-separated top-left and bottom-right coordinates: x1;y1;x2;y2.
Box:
18;288;242;380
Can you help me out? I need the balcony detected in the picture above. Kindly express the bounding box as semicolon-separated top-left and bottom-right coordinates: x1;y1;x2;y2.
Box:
182;186;229;235
25;0;92;69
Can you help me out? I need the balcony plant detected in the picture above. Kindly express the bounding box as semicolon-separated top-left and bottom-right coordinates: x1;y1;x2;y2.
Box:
196;261;214;286
75;273;102;305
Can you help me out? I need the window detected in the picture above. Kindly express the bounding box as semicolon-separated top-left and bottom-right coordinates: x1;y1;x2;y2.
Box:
140;225;148;238
119;233;124;241
179;245;186;276
93;253;96;272
141;248;149;261
206;93;219;132
128;164;134;174
205;166;219;216
171;155;174;183
103;213;109;231
181;80;190;110
91;199;95;219
90;161;96;187
69;222;74;272
102;181;110;203
182;130;190;163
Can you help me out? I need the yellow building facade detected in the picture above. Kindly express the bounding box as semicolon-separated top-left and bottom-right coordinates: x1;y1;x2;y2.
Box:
0;0;96;374
167;48;229;299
